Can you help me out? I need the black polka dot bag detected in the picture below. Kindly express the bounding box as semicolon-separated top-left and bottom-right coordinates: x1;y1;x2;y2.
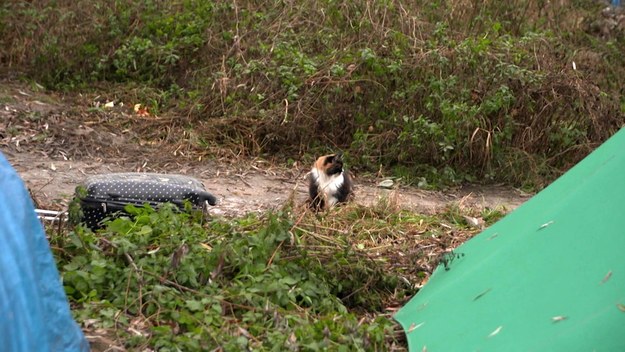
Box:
76;173;217;230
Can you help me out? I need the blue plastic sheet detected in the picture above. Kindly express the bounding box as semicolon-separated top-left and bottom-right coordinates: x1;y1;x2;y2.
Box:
0;152;89;352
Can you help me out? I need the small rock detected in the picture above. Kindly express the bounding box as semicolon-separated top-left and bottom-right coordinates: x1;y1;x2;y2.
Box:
378;179;394;189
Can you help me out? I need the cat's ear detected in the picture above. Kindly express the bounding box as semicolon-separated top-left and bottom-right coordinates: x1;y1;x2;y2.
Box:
314;155;328;170
335;152;343;162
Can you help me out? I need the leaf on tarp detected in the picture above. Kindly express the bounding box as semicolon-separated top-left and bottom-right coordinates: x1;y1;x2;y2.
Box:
488;326;502;338
551;316;567;323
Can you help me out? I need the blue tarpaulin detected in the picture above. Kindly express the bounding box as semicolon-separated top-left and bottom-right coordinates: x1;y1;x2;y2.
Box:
0;152;89;352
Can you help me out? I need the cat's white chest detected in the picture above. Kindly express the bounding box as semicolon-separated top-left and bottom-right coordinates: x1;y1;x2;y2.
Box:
311;168;345;207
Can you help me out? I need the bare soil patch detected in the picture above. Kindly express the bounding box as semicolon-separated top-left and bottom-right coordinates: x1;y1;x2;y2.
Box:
7;150;530;217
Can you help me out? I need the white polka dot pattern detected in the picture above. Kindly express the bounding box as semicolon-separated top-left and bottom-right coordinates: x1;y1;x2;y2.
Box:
78;173;217;229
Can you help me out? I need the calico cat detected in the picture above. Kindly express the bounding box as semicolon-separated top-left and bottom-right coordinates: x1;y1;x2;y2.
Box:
308;153;353;210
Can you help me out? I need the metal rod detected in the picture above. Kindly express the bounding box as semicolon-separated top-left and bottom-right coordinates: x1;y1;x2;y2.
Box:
35;209;68;222
35;209;64;215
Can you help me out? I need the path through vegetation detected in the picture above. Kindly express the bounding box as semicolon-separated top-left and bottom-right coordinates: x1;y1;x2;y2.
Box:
1;82;530;216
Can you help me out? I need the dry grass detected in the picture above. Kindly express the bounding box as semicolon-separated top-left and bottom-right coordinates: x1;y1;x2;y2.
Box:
289;191;499;304
1;0;624;188
265;193;505;349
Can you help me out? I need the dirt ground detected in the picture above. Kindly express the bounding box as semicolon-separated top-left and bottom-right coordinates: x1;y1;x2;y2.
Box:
6;150;531;217
1;81;531;217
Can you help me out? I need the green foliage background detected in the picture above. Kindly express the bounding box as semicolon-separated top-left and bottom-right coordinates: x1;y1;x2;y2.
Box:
2;0;624;187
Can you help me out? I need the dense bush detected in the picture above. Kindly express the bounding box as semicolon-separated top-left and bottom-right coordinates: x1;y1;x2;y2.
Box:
1;0;624;187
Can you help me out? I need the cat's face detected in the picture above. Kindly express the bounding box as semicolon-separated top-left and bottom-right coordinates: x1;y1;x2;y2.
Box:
314;153;344;176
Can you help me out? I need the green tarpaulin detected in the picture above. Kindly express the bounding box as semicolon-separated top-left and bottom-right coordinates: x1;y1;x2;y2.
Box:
394;128;625;351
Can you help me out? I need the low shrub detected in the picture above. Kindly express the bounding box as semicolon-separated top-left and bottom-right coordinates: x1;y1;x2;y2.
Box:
2;0;624;187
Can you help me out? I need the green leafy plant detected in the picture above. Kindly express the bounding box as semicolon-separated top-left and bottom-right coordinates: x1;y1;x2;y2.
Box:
53;204;405;350
2;0;624;188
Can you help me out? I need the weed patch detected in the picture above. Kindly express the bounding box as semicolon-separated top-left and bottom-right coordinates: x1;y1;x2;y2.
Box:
52;204;402;350
2;0;624;188
50;199;502;350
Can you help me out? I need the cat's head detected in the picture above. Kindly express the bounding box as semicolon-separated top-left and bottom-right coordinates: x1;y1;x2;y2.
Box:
314;153;344;176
